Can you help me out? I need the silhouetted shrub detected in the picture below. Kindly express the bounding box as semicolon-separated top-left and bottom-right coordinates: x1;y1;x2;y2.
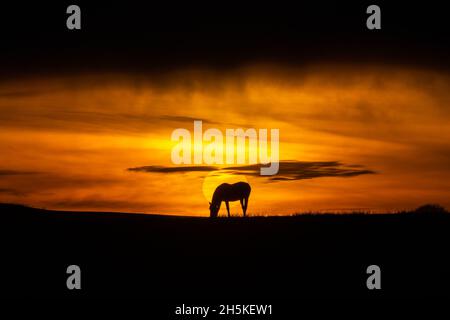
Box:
414;204;448;215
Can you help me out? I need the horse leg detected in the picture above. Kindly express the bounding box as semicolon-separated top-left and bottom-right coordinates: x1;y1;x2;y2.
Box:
240;199;244;217
226;201;230;217
243;197;249;217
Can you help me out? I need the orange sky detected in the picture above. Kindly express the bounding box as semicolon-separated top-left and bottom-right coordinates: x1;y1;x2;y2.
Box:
0;64;449;215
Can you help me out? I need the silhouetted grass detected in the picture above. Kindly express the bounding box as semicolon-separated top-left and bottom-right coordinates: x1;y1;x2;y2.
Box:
1;202;449;298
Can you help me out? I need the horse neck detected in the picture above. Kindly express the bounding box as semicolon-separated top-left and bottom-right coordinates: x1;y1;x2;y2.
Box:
211;192;222;205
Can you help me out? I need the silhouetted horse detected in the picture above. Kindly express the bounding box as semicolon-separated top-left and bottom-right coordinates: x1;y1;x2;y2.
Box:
209;182;251;218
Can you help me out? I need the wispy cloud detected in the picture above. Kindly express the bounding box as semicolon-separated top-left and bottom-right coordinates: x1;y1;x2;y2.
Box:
158;115;249;128
0;170;39;176
0;188;25;196
158;115;214;124
127;161;376;181
0;89;45;98
223;161;376;181
128;165;218;173
43;199;161;212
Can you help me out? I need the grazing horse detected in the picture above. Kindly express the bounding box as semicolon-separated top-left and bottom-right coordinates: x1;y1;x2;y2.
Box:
209;182;251;218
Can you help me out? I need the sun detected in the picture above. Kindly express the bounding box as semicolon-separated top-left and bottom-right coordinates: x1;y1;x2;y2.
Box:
202;172;248;202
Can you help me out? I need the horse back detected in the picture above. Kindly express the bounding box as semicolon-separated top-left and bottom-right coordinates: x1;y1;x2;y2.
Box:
214;182;251;201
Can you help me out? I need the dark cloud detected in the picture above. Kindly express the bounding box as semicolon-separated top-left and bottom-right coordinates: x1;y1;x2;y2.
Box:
223;161;376;181
0;90;44;98
0;170;39;176
1;3;449;80
128;165;218;173
0;173;122;198
127;161;376;181
158;115;214;124
0;188;24;196
45;199;159;211
158;115;248;128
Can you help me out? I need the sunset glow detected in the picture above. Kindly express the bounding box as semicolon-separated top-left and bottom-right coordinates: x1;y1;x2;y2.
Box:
1;65;449;215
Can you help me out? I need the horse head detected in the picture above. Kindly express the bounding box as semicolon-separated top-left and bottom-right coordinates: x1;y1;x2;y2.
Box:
209;201;219;218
